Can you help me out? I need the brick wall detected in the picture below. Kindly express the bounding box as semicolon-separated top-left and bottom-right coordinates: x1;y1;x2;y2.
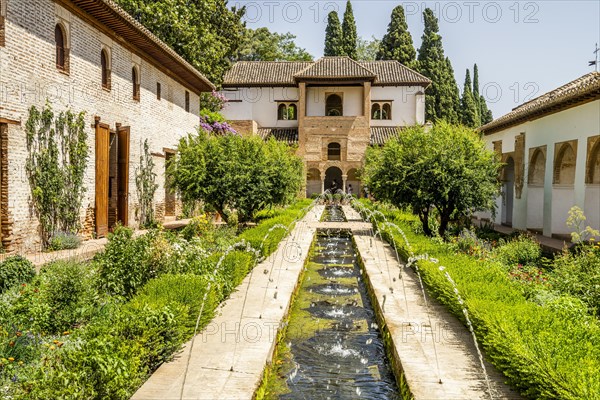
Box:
0;0;202;252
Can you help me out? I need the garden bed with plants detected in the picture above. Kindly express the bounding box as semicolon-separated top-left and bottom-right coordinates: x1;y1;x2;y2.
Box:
0;199;312;399
357;199;600;399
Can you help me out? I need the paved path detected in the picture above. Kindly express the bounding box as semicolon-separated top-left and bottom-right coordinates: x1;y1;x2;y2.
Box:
0;219;192;270
131;206;324;400
344;206;521;400
471;218;568;252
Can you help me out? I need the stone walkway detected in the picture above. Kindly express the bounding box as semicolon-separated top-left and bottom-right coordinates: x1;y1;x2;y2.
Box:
131;206;324;400
344;206;521;400
0;219;192;270
471;218;568;252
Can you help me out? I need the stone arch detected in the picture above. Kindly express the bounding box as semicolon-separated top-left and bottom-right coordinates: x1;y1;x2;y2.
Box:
382;103;391;120
325;166;343;193
346;168;360;197
327;142;341;161
326;93;343;116
587;139;600;184
528;148;546;185
554;142;576;185
371;103;381;119
277;103;287;120
306;168;321;197
101;48;111;90
502;157;515;226
54;23;68;71
288;103;297;120
131;65;140;100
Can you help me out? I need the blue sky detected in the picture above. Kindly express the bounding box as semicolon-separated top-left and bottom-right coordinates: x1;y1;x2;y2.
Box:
232;0;600;118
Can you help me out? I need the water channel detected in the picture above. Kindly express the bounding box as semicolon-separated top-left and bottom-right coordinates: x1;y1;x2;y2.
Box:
264;205;401;399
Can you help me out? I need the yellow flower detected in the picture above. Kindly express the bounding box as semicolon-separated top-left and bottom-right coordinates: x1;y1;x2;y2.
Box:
49;345;55;350
8;357;14;362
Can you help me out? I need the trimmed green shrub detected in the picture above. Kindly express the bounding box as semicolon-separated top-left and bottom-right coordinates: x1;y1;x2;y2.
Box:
493;234;542;267
0;256;35;294
47;232;81;251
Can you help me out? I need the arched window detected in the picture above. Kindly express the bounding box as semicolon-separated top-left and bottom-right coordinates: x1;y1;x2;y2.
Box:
325;94;343;116
132;66;140;101
288;103;297;120
371;103;381;119
55;24;66;71
588;141;600;184
277;103;288;120
554;143;576;185
328;142;341;160
528;148;546;185
382;103;391;120
101;49;110;90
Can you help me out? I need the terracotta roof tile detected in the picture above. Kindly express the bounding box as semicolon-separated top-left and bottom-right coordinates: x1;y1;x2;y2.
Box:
481;72;600;134
257;128;299;145
370;126;403;145
223;61;312;87
360;61;430;86
294;56;375;80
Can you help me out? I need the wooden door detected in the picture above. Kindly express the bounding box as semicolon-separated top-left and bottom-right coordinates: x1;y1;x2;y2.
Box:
117;125;130;226
95;121;110;237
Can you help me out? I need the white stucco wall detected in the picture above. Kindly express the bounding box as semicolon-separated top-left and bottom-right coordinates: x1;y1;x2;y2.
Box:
221;87;299;128
305;86;364;117
482;100;600;237
370;86;424;126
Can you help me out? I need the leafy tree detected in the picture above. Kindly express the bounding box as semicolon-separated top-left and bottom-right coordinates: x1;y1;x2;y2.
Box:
417;8;460;123
460;69;480;127
376;5;416;67
363;122;501;236
168;131;303;223
236;27;312;61
341;0;357;58
473;64;494;124
356;36;381;61
114;0;246;85
324;11;344;56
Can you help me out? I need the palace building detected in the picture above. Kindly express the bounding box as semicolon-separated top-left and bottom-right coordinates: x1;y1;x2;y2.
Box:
0;0;214;252
220;56;430;196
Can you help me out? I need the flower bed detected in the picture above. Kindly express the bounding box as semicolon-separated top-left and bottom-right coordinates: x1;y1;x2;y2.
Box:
357;199;600;399
0;199;312;399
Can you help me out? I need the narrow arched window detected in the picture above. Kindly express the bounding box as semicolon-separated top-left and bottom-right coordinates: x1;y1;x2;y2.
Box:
326;94;343;116
132;67;140;101
382;103;391;120
278;103;288;120
371;103;381;119
328;142;341;160
55;24;66;70
101;49;110;90
185;91;190;112
288;103;297;120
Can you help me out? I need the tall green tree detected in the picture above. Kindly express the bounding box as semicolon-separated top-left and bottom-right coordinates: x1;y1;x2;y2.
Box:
324;11;344;56
376;5;416;67
473;64;494;124
236;28;312;61
115;0;246;85
356;36;381;61
363;122;501;236
417;8;460;123
341;1;358;58
460;69;480;128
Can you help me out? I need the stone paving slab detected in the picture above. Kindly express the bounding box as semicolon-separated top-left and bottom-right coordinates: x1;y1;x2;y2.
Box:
131;206;323;400
344;206;522;400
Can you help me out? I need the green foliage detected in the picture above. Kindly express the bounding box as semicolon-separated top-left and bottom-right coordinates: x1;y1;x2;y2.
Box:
356;36;381;61
114;0;246;85
473;64;494;124
25;103;89;247
566;205;600;243
0;256;35;294
236;27;313;61
341;0;357;59
169;131;303;223
135;139;158;228
376;5;416;67
493;234;542;267
324;11;343;56
363;122;501;236
417;9;460;123
359;200;600;399
47;232;81;251
460;69;481;128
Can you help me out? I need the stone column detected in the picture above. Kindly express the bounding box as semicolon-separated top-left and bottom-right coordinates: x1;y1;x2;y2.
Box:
363;81;371;118
321;178;325;194
298;82;306;156
342;175;347;194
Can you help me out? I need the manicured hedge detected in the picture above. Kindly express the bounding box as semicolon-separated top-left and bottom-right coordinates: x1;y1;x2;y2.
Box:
357;200;600;399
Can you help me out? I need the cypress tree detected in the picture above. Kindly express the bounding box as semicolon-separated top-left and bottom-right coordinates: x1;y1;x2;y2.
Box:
473;64;493;124
417;8;460;123
341;1;357;59
376;5;416;67
480;95;494;124
324;11;343;56
460;69;480;128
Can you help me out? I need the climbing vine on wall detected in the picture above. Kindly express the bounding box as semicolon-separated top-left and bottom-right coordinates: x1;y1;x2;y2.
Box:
25;102;89;248
135;139;158;228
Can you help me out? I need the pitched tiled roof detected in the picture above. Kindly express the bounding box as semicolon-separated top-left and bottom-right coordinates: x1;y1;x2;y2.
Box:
257;128;299;145
222;57;429;87
223;62;312;87
481;72;600;134
361;61;430;86
370;126;402;145
71;0;214;93
294;57;376;80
